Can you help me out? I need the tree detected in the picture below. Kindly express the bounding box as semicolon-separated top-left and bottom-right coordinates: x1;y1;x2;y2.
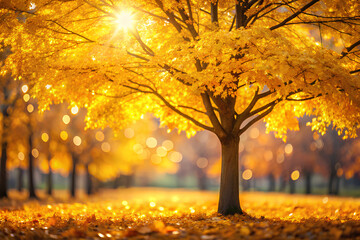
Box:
0;46;25;198
2;0;360;215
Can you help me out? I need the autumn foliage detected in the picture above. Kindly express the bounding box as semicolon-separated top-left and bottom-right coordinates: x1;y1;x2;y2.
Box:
1;188;360;239
1;0;360;214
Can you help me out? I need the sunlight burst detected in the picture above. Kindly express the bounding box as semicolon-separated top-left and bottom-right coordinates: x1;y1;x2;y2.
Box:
114;11;134;30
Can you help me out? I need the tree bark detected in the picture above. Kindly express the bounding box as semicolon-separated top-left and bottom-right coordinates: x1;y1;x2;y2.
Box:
113;176;120;189
196;168;208;190
28;133;37;199
289;179;296;194
218;135;242;215
47;158;53;196
85;164;93;195
17;167;23;192
125;174;134;188
0;140;8;198
268;173;276;192
0;107;9;199
328;156;337;195
305;171;312;194
70;155;78;198
279;176;287;192
334;176;340;195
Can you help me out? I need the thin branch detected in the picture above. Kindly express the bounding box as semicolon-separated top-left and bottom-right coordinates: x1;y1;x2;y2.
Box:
186;0;194;22
350;69;360;74
130;29;155;56
177;105;206;114
248;98;279;118
122;79;214;132
270;0;320;30
239;103;277;135
229;13;236;31
153;91;214;132
126;51;150;61
232;88;260;134
47;20;95;42
341;39;360;58
132;6;169;21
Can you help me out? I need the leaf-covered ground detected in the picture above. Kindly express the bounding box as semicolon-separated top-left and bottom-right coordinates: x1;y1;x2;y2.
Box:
0;188;359;239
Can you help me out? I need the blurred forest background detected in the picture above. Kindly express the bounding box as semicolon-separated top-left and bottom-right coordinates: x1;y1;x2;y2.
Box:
1;45;360;199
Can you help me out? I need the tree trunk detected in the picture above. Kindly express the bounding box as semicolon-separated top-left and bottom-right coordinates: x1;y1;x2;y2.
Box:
305;171;312;194
17;167;23;192
241;179;250;191
328;156;337;195
218;136;242;215
0;107;9;199
28;133;37;199
47;158;53;196
196;168;208;190
289;179;296;194
85;164;93;195
70;155;77;198
334;176;340;195
0;140;8;198
279;176;287;192
113;176;120;189
125;174;134;188
268;173;276;192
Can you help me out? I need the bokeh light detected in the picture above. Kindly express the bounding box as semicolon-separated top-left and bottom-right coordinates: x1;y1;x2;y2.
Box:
31;148;39;158
146;137;157;148
95;131;105;142
27;104;34;113
101;142;111;152
285;144;293;155
62;115;70;124
168;151;182;163
291;170;300;181
242;169;253;180
156;146;167;157
23;94;30;102
162;140;174;151
18;152;25;161
196;158;208;169
60;131;68;141
124;128;135;138
71;106;79;115
41;132;49;142
21;85;28;93
133;144;144;155
73;136;82;146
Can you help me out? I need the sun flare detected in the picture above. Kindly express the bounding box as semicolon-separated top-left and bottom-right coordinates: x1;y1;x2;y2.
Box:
115;11;134;30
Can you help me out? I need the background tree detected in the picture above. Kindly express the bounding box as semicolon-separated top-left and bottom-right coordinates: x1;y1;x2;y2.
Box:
0;46;25;198
2;0;360;215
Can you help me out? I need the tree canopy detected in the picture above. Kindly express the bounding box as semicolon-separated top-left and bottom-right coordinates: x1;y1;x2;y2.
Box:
0;0;359;139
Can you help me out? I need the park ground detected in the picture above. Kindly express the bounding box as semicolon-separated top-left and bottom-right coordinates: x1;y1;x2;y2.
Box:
0;188;360;239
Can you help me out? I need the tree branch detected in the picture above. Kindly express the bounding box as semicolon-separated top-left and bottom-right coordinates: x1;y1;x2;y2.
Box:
201;92;226;137
341;39;360;58
153;91;214;132
239;103;277;135
232;88;259;134
270;0;320;30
